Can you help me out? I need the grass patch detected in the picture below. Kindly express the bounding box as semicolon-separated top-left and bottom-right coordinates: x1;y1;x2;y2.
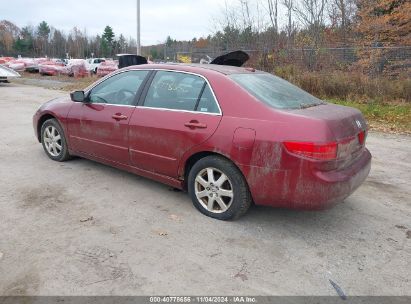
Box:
274;69;411;103
19;72;97;91
328;99;411;134
62;78;96;92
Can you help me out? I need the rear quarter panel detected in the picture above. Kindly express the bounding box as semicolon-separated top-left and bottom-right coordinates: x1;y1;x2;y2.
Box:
177;70;344;206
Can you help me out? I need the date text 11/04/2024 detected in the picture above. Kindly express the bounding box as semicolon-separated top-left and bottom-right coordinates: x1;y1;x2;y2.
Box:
149;296;257;303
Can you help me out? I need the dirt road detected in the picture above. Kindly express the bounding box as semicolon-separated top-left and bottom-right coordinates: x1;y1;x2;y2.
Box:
0;82;410;296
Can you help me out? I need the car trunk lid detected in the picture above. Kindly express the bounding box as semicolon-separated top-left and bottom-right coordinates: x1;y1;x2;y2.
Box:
295;103;366;139
291;103;368;167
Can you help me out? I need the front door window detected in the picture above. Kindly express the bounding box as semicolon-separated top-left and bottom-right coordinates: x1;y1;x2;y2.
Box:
89;70;149;106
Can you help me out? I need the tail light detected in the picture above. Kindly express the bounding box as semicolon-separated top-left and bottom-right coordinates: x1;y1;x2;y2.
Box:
284;131;367;161
358;130;366;145
283;141;338;160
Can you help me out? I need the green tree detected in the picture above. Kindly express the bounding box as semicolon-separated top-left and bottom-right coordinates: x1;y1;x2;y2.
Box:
37;21;50;39
101;25;115;57
100;39;110;57
150;47;158;59
13;26;33;56
165;36;174;47
51;29;66;58
36;21;50;56
102;26;114;43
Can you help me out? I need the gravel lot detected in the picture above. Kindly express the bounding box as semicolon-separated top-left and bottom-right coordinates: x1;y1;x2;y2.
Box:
0;82;410;296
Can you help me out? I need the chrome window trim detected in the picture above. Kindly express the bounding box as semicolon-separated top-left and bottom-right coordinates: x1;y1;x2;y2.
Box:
82;103;137;108
135;106;221;116
85;68;223;115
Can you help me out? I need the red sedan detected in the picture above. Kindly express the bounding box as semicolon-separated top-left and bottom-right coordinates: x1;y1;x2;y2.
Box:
33;64;371;220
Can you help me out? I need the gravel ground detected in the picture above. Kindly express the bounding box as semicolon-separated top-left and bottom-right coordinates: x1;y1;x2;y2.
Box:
0;82;410;296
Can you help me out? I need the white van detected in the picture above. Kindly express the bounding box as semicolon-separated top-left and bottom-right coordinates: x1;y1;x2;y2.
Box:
86;58;106;74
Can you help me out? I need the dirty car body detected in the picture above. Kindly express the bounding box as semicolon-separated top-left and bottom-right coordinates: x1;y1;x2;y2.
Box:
33;63;371;219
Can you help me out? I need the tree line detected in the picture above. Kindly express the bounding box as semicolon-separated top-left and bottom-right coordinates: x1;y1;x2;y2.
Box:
145;0;410;75
1;0;410;67
153;0;409;54
0;21;137;58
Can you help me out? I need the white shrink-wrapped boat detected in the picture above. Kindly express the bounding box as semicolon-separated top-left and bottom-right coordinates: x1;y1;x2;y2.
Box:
0;64;21;82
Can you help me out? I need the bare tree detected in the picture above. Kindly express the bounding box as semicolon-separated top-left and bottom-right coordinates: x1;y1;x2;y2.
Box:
223;1;237;28
282;0;295;46
328;0;356;45
295;0;328;47
239;0;253;30
267;0;279;33
0;20;20;54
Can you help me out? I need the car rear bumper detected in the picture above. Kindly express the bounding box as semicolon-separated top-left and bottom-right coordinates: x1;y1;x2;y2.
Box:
247;149;372;210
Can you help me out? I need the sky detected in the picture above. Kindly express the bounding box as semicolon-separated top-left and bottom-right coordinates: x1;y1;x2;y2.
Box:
1;0;238;45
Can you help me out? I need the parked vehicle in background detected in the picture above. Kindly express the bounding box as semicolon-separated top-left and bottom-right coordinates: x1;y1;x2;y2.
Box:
38;60;67;76
0;64;20;82
33;61;371;220
5;59;26;72
86;58;106;74
1;57;53;73
25;58;48;73
0;57;14;65
96;60;119;77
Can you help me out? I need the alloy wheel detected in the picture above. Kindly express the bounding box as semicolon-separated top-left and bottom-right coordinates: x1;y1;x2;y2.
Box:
194;167;234;213
43;125;62;157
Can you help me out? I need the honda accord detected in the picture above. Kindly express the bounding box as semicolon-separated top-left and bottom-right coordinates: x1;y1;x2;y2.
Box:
33;63;371;220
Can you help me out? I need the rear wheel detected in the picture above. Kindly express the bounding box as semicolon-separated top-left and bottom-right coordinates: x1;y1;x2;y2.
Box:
188;156;252;220
41;119;71;162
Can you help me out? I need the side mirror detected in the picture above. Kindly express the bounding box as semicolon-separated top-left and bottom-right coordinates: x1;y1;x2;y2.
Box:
70;91;86;102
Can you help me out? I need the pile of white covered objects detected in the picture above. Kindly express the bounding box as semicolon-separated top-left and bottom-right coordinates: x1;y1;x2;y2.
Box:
97;60;119;77
65;59;90;78
38;59;69;76
0;57;91;78
0;57;47;72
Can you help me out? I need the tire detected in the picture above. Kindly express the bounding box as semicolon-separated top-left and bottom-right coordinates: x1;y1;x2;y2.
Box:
40;119;71;162
188;155;252;220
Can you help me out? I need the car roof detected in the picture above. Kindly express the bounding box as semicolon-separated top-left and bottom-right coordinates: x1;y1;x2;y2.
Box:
124;63;263;75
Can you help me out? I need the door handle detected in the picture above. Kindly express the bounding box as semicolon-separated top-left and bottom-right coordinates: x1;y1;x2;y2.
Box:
112;113;128;121
184;120;207;129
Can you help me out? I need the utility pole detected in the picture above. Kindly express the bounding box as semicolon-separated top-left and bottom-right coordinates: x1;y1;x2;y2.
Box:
136;0;141;55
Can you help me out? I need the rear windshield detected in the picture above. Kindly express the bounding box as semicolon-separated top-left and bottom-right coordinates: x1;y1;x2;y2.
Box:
230;73;323;109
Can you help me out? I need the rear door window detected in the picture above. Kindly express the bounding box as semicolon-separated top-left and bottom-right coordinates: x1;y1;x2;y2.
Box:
197;85;219;114
144;71;206;111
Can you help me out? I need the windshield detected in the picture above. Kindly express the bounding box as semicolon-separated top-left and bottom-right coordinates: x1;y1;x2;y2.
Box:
230;73;323;109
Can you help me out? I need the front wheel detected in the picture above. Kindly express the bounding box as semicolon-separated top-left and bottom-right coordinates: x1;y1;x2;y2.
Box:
188;156;252;220
41;119;71;162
